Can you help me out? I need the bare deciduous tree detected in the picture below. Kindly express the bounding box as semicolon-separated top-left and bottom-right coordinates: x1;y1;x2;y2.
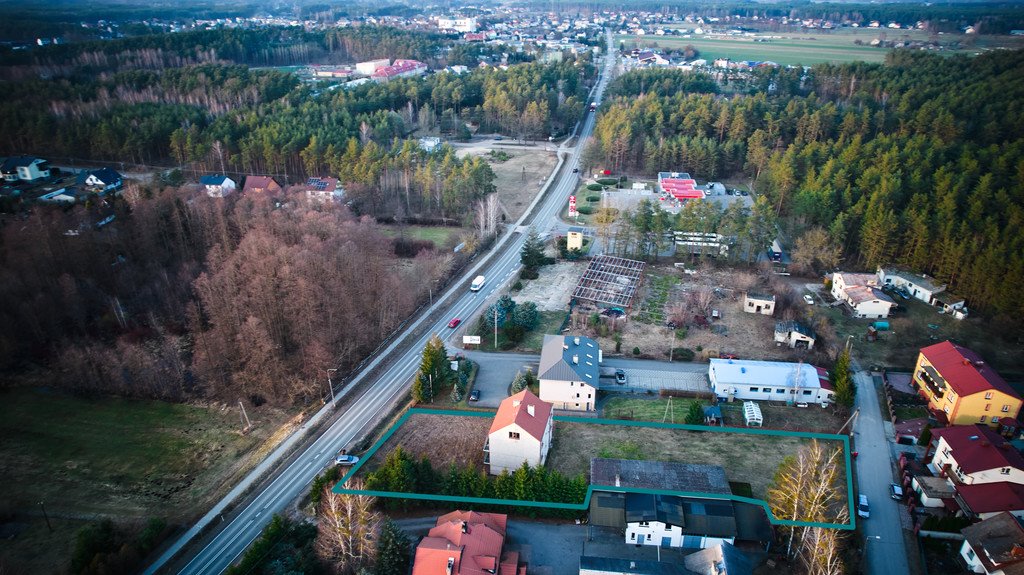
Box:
316;479;381;575
768;439;846;562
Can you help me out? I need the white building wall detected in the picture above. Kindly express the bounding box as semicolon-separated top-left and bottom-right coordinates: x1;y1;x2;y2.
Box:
710;380;832;404
931;437;1024;485
852;300;892;319
911;477;951;508
487;422;542;475
958;540;986;574
625;521;733;549
539;379;595;411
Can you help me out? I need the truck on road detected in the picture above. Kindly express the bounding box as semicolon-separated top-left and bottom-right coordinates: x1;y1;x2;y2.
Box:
470;275;486;292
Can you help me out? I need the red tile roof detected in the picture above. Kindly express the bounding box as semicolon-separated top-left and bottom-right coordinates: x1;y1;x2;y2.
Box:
488;389;552;442
957;482;1024;514
921;341;1020;399
242;176;281;194
932;424;1024;474
412;511;521;575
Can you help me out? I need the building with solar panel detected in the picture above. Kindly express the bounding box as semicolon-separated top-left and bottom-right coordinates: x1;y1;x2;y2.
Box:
299;177;344;204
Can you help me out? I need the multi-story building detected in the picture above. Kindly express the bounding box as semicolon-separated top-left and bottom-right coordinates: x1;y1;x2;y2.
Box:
913;341;1022;428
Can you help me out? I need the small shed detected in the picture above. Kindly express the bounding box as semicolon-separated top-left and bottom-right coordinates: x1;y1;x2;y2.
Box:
743;401;763;427
743;292;775;315
703;405;722;426
774;320;816;349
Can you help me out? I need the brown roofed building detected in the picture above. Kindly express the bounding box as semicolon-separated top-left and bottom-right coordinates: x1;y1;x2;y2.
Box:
242;176;283;195
485;389;553;475
959;512;1024;575
412;510;526;575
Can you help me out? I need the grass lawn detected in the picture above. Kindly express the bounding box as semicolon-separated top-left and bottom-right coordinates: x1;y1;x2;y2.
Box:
604;396;710;424
546;420;845;502
378;224;462;247
475;310;567;353
603;397;850;434
0;387;292;573
893;405;930;422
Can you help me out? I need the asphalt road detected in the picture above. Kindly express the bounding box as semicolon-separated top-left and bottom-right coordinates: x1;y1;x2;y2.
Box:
146;32;619;575
852;368;911;575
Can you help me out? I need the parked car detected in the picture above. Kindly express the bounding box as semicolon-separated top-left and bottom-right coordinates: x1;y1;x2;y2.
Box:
890;484;904;500
335;451;360;466
739;190;749;196
858;494;870;518
803;294;815;305
447;318;461;328
469;389;480;402
494;136;503;141
896;288;911;299
615;369;627;384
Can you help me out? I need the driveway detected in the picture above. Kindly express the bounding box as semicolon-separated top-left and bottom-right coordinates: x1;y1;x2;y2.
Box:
853;368;911;575
463;351;539;408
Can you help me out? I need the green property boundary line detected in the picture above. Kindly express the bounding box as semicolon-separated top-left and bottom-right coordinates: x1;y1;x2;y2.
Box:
333;407;855;530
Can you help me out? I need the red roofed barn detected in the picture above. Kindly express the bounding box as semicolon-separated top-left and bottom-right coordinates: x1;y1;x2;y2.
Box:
412;510;526;575
914;341;1022;428
485;389;553;475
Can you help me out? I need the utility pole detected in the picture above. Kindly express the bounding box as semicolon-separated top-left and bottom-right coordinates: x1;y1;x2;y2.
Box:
326;368;338;407
837;408;860;436
39;501;52;532
494;306;498;349
238;400;252;433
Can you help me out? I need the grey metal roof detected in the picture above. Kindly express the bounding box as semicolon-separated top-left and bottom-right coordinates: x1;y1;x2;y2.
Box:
683;542;757;575
746;291;774;301
538;334;600;384
580;556;691;575
590;458;731;495
775;320;815;339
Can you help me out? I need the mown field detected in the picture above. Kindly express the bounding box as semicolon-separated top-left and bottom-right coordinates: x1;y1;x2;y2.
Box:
620;29;1024;66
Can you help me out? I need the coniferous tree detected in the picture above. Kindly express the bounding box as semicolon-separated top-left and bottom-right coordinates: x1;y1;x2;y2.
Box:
374;519;411;575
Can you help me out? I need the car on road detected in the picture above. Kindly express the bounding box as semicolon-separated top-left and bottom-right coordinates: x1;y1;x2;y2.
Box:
739;190;749;196
468;389;480;402
447;318;461;328
615;369;627;384
494;136;503;141
335;451;360;466
572;168;579;173
890;484;904;500
858;494;870;518
803;294;815;305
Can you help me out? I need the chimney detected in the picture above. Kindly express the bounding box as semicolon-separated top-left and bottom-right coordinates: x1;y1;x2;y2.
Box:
513;400;521;408
446;557;455;575
574;336;580;346
615;474;621;487
572;354;579;364
461;521;468;533
527;404;535;416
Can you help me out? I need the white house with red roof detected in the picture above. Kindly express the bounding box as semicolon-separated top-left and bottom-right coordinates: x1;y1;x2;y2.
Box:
371;59;427;82
411;510;526;575
913;341;1022;428
927;425;1024;520
485;390;553;475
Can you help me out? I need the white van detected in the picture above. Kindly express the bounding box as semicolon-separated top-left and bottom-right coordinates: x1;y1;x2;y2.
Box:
470;275;486;292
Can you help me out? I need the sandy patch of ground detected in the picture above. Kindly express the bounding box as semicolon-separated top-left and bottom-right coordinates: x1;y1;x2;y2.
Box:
362;412;492;473
456;148;558;221
513;261;585;312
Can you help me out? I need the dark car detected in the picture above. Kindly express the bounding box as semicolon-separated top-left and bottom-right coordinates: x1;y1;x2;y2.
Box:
469;389;480;402
615;369;627;384
572;168;579;173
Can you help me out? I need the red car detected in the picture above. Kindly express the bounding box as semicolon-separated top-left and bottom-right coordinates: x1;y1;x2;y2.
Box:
447;318;461;328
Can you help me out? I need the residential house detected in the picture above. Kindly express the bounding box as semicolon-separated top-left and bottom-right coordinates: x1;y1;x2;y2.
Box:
241;176;283;195
81;168;123;194
371;59;428;82
878;266;947;306
485;390;553;475
355;58;390;75
437;16;478;33
913;341;1022;427
299;176;344;204
928;425;1024;520
774;320;816;349
742;292;774;315
830;271;895;319
683;542;756;575
538;334;600;411
959;512;1024;575
412;510;526;575
708;358;834;404
588;458;771;550
199;175;236;197
1;155;51;182
578;556;688;575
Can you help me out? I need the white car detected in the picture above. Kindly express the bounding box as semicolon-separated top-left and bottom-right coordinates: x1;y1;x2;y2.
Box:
803;294;815;305
858;494;870;519
335;452;360;466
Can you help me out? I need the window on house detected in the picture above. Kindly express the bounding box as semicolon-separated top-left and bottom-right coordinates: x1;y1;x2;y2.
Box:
630;533;636;540
992;417;1000;423
509;432;520;440
803;390;813;395
639;521;649;526
576;393;580;398
748;302;754;307
749;387;759;392
575;403;580;408
943;406;950;414
980;416;986;423
985;404;991;411
647;534;651;541
790;390;797;394
587;394;592;399
1003;405;1011;413
942;448;951;458
985;392;993;400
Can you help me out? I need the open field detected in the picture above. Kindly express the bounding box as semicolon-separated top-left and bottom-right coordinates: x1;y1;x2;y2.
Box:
456;147;558;221
361;412;492;474
620;29;1024;66
0;387;294;573
547;420;845;502
378;224;462;247
603;397;850;434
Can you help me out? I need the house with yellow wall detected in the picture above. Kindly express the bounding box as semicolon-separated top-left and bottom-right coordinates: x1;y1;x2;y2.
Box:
913;340;1022;429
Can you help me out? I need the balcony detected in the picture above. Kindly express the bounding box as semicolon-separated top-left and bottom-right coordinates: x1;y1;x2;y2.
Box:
917;366;946;400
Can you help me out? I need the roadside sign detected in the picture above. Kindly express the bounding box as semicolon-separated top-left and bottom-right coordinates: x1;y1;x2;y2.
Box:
463;335;481;345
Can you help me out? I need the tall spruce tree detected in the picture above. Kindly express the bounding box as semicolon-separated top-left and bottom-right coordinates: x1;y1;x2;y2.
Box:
374;519;411;575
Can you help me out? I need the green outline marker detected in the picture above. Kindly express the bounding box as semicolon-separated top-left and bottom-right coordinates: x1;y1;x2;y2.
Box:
332;408;855;530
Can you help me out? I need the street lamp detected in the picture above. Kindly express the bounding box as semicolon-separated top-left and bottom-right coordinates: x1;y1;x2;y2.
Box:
326;368;338;407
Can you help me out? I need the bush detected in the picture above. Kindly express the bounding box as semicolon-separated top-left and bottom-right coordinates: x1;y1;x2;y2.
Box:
512;280;523;291
309;465;343;506
576;205;594;215
597;178;618;186
586;195;601;202
632;346;641;356
586;183;603;191
666;347;695;361
520;268;539;280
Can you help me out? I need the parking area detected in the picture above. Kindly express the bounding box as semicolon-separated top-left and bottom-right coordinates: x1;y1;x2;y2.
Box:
598;366;709;395
464;351;538;408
